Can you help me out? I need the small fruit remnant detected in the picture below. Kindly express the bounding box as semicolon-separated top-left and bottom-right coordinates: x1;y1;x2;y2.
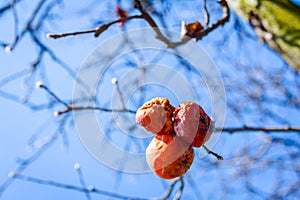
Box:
174;102;214;147
181;21;204;38
136;97;175;135
116;5;128;26
146;134;194;179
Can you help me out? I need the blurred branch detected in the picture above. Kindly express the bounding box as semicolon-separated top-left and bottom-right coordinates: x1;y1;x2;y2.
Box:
0;0;22;16
0;68;32;88
6;0;47;51
174;177;184;200
74;164;91;200
160;177;184;200
56;106;136;115
37;83;300;133
11;173;148;200
36;82;136;115
215;126;300;133
0;117;68;197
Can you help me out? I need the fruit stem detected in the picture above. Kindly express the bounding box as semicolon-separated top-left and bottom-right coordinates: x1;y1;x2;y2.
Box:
203;145;223;160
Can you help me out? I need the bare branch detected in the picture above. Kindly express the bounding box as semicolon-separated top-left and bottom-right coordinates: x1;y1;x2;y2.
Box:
11;173;148;200
94;15;143;37
0;118;68;197
7;0;47;51
48;0;230;48
194;0;230;41
55;106;136;115
36;82;136;115
203;0;210;26
74;164;91;200
47;15;143;39
174;177;184;200
160;177;184;200
0;0;22;16
215;126;300;133
47;29;97;39
37;83;69;107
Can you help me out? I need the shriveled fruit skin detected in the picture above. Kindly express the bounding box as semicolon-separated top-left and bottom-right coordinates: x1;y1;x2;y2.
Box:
136;97;174;135
146;134;194;179
174;102;214;147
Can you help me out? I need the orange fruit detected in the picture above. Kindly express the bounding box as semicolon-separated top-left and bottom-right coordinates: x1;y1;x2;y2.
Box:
146;134;194;179
136;98;174;135
174;102;214;147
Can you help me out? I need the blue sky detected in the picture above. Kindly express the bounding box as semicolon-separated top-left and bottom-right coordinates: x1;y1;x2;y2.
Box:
0;1;299;199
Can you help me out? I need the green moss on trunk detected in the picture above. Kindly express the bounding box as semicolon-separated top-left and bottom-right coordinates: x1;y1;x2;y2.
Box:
228;0;300;72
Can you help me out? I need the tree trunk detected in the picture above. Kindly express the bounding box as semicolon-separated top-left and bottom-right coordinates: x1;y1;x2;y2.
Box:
227;0;300;72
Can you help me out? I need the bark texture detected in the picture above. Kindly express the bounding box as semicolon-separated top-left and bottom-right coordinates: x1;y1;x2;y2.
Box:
228;0;300;72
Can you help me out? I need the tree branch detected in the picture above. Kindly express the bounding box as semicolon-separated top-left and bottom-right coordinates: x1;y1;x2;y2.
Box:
0;0;22;16
160;177;184;200
37;83;300;133
47;15;143;39
194;0;230;41
47;0;230;48
203;0;210;26
11;173;147;200
215;126;300;133
55;106;136;116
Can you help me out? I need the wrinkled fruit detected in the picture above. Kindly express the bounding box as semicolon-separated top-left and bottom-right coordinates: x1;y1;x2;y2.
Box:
174;102;214;147
136;98;214;179
146;134;194;179
136;97;174;135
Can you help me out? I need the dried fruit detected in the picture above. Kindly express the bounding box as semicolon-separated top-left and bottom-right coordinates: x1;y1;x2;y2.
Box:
174;102;214;147
146;134;194;179
136;98;214;179
116;5;128;26
181;21;204;38
136;97;175;135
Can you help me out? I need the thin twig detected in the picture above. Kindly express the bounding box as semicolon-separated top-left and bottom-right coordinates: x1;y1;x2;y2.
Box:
215;126;300;133
74;164;91;200
47;29;97;39
203;145;223;160
47;15;143;39
0;68;31;88
160;177;182;200
38;84;69;107
134;0;230;46
37;83;136;115
174;177;184;200
55;106;136;115
203;0;210;26
0;0;22;15
8;0;47;51
114;80;126;110
0;119;68;197
11;0;19;46
194;0;230;41
48;0;230;48
94;15;143;37
12;173;148;200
